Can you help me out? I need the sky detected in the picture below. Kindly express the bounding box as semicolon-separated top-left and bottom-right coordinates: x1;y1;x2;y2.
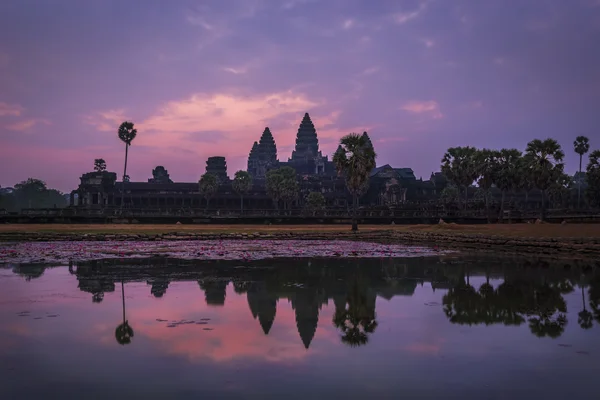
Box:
1;0;600;193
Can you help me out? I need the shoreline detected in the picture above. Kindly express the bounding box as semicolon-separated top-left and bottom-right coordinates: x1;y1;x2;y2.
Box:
2;225;600;260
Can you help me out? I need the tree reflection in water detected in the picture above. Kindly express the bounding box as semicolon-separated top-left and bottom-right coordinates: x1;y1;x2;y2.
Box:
7;256;600;347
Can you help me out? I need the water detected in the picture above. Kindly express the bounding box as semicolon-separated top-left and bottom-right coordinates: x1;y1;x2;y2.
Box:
1;256;599;399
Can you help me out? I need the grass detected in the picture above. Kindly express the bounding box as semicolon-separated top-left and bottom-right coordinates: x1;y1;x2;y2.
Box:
1;223;599;238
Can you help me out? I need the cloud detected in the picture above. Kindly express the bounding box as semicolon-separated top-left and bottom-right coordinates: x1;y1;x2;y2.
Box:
360;66;380;76
5;118;51;132
392;1;427;25
0;102;23;117
84;109;129;132
420;38;435;48
400;100;443;118
223;66;248;75
342;19;355;30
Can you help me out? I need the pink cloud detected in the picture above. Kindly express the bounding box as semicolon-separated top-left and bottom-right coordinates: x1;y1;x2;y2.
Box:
5;118;51;132
401;100;443;119
0;102;23;117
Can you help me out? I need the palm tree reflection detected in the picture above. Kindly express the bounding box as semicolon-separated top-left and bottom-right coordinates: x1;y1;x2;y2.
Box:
115;281;134;345
333;277;378;347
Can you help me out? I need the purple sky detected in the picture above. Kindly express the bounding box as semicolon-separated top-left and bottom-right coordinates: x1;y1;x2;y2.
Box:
1;0;600;192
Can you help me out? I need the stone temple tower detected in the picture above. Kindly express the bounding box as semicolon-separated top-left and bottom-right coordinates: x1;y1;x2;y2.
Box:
247;127;278;179
290;113;319;161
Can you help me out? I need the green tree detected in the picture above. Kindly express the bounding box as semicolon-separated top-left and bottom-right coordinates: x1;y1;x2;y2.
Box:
117;121;137;209
333;133;377;231
94;158;107;172
547;173;572;208
495;149;522;221
198;173;219;211
115;281;134;345
266;167;299;212
523;138;565;220
441;146;480;210
573;136;590;208
232;170;253;213
586;150;600;207
305;191;325;215
475;149;499;221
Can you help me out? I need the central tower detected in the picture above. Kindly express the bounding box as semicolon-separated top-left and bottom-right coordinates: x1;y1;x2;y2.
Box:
290;113;319;161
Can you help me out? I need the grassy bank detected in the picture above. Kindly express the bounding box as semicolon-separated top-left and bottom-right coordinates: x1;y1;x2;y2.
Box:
0;223;599;238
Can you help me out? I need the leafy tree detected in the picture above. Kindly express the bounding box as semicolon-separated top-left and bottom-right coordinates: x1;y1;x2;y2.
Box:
93;158;107;172
586;150;600;207
475;149;500;221
117;121;137;208
523;138;565;220
495;149;522;221
198;173;219;211
573;136;590;208
266;167;299;212
305;191;325;214
232;170;253;213
333;133;377;231
441;146;480;210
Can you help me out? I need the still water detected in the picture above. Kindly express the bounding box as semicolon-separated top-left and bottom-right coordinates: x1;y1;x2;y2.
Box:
1;257;599;399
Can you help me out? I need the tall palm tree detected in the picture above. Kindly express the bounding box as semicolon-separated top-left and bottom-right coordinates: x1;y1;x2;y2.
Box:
232;170;253;214
524;138;565;220
117;121;137;209
115;281;134;345
333;133;377;232
573;136;590;209
198;173;219;211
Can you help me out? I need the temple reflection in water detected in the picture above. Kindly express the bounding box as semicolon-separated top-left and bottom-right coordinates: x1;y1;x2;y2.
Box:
9;256;600;346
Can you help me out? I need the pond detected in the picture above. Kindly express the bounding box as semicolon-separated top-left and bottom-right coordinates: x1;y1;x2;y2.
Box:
1;255;599;399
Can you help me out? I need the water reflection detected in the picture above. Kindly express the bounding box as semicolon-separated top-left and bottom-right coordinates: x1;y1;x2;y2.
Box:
7;257;600;344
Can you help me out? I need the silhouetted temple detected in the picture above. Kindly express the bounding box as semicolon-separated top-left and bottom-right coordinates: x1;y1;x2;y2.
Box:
70;112;446;211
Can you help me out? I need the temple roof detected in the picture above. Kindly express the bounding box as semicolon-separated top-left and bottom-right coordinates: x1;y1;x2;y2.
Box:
292;113;319;158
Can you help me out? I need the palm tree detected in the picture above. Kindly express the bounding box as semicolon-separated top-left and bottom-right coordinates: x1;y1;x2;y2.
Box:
333;133;377;231
198;173;218;211
117;121;137;209
573;136;590;209
441;146;480;210
524;138;565;220
586;150;600;207
475;149;499;222
495;149;522;221
115;281;134;345
232;170;253;214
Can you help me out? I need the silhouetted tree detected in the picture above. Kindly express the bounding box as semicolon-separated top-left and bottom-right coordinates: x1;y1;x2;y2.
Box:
495;149;522;221
523;138;565;220
475;149;500;221
117;121;137;209
305;191;325;215
198;173;218;211
586;150;600;207
573;136;590;208
266;167;299;212
94;158;107;172
333;132;377;231
441;146;479;210
232;170;253;213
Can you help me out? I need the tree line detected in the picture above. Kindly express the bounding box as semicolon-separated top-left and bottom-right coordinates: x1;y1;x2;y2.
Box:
0;178;68;211
441;136;599;220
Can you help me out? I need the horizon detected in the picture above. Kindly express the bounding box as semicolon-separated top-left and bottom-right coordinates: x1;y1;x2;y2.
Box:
1;0;599;193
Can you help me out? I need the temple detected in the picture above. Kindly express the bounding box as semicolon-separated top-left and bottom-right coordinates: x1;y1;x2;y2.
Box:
70;112;445;211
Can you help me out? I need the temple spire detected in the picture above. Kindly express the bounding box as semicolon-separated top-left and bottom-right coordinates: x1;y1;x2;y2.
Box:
291;113;319;160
